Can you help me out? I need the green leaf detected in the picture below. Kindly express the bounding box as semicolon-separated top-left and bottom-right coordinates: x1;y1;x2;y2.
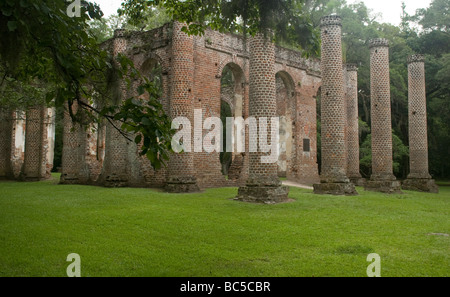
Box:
7;21;17;32
137;85;145;95
141;117;151;126
135;134;142;144
2;8;12;17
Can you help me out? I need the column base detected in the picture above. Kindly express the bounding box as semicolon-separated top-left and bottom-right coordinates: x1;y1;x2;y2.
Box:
165;176;200;193
349;176;366;187
0;173;15;181
313;182;358;196
402;178;439;193
20;177;44;182
103;173;129;188
364;178;403;194
236;185;290;204
236;175;290;204
60;174;79;185
18;172;48;182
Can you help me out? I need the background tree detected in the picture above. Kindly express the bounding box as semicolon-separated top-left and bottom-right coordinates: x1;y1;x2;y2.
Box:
119;0;321;55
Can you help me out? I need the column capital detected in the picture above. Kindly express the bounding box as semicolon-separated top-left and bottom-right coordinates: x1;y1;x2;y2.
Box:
407;54;425;64
113;29;127;38
346;63;358;72
369;38;389;48
320;15;342;27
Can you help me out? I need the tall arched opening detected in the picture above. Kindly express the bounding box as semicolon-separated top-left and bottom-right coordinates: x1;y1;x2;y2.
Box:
275;71;296;178
220;63;245;179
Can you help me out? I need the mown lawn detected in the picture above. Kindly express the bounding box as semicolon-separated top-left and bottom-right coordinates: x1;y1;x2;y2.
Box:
0;174;448;277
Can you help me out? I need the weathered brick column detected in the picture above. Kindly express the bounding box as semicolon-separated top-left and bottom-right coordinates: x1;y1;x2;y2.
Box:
60;101;90;184
0;109;14;179
365;38;402;193
402;54;438;193
313;15;357;195
20;107;48;181
97;29;146;187
345;64;365;186
165;21;200;192
236;32;289;203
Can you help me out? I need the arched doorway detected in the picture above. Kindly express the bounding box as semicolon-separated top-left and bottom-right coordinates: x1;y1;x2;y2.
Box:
275;71;296;178
219;63;245;179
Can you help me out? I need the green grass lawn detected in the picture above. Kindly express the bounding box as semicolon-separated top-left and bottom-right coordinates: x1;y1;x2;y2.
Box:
0;174;448;277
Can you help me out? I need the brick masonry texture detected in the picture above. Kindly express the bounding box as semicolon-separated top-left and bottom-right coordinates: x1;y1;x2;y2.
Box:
164;21;200;192
406;55;430;179
236;32;289;203
3;22;322;191
365;38;402;193
317;16;349;182
101;22;321;191
402;54;438;193
1;21;436;195
313;15;357;195
20;107;51;181
368;39;394;179
0;109;14;179
60;101;101;185
97;32;139;187
345;64;365;186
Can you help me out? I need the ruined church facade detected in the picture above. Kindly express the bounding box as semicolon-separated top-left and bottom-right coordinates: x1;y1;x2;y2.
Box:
0;22;323;189
1;19;436;193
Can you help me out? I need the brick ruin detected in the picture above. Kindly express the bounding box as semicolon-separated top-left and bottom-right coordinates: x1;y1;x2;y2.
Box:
345;64;365;187
313;15;357;195
235;32;289;203
364;38;403;194
0;19;438;196
0;108;55;181
402;55;438;193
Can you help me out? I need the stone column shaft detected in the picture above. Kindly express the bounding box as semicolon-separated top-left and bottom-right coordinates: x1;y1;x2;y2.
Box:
20;106;47;181
97;29;146;187
402;54;438;192
408;55;429;178
365;38;401;193
313;15;357;195
0;109;14;179
165;21;199;192
345;64;365;186
60;101;89;184
236;32;289;203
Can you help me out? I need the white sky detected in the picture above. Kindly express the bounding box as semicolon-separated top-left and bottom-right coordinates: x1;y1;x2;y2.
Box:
92;0;433;26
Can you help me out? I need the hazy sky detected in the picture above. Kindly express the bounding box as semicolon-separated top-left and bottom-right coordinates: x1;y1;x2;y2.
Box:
93;0;433;26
